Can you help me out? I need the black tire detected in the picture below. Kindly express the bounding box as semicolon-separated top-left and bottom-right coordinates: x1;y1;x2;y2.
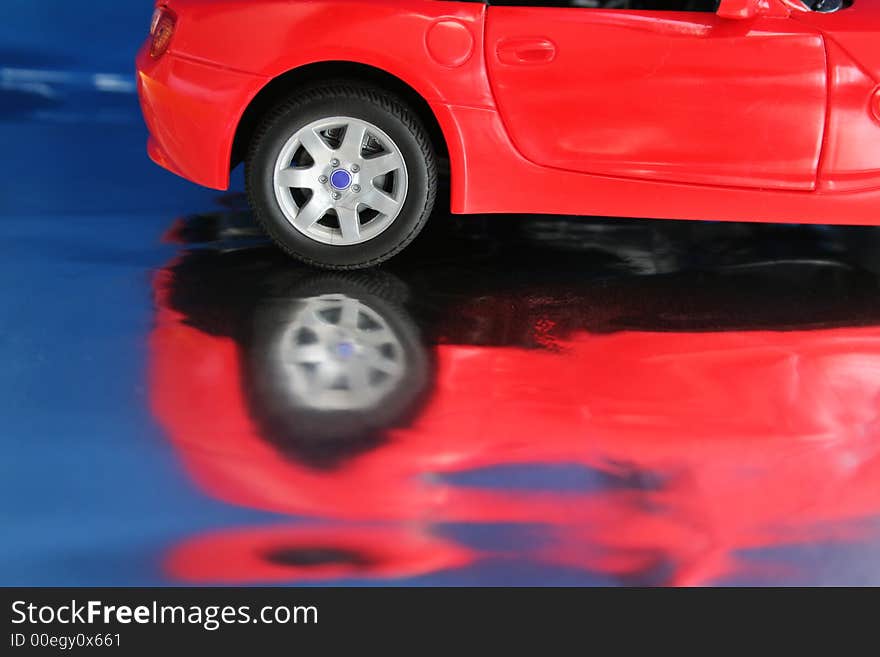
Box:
246;82;438;270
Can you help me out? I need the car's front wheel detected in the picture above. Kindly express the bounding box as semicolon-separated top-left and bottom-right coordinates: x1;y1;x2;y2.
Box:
246;83;437;269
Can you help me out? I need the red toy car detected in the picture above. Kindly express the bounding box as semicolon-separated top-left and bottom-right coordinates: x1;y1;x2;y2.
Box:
137;0;880;269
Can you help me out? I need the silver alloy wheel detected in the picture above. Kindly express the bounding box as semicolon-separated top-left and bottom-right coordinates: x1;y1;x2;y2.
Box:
273;116;409;246
277;294;406;412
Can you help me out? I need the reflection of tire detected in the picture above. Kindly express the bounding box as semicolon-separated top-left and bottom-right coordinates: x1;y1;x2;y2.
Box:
243;273;432;468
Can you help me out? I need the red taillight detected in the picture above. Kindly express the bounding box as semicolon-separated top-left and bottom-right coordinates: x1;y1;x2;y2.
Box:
150;7;176;59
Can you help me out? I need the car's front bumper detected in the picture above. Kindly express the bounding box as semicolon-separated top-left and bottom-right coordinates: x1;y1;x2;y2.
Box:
136;42;268;190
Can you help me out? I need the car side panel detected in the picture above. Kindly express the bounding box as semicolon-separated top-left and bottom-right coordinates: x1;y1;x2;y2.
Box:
445;103;880;223
813;39;880;192
484;7;827;191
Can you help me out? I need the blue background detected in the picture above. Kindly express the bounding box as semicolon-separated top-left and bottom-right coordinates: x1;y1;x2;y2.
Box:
0;0;270;586
0;0;150;71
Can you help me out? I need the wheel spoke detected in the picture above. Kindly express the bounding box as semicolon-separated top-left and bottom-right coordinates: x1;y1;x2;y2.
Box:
359;152;402;181
298;128;334;162
360;187;399;217
369;354;403;376
345;361;371;396
359;327;396;347
289;344;326;364
339;298;362;329
277;166;315;189
315;362;342;389
293;196;331;232
339;123;367;161
337;206;361;243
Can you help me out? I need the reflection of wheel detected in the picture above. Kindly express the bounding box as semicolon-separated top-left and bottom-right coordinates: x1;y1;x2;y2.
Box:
246;83;437;269
274;294;407;412
244;274;432;468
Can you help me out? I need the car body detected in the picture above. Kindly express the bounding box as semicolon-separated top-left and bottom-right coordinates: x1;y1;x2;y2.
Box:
137;0;880;267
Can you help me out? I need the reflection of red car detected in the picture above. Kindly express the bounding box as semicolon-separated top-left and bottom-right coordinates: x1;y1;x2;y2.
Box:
168;526;475;584
151;235;880;584
139;0;880;268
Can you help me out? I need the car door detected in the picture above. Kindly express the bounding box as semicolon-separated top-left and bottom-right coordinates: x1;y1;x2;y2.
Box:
485;1;827;190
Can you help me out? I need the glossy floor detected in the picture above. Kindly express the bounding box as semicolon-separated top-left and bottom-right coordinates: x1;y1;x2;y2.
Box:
3;86;880;586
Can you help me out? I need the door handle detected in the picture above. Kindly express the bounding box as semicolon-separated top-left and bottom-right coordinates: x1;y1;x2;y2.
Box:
496;37;557;65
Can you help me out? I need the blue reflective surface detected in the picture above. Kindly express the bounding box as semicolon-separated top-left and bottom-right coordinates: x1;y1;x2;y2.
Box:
3;3;880;587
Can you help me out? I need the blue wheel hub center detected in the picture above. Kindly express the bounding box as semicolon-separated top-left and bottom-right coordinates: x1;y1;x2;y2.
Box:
330;169;352;190
335;341;355;359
